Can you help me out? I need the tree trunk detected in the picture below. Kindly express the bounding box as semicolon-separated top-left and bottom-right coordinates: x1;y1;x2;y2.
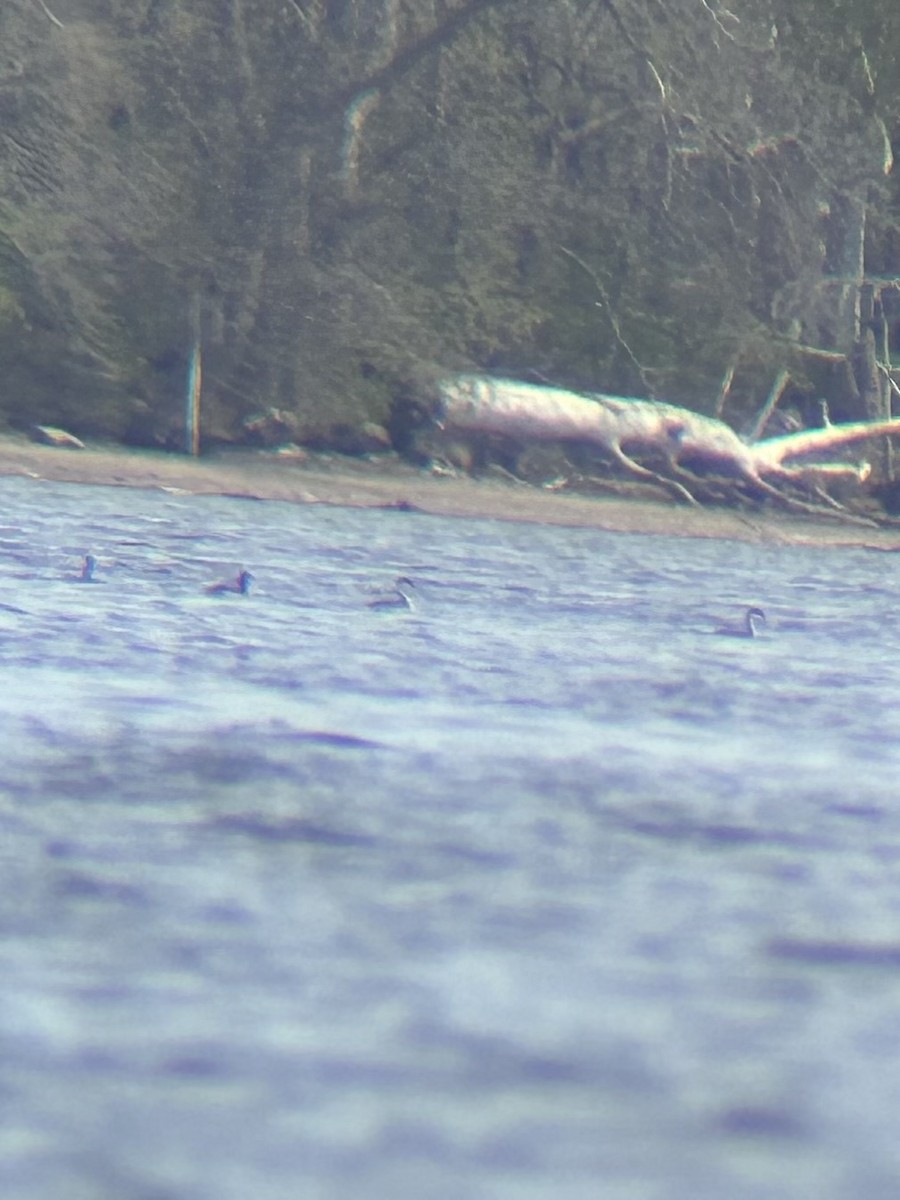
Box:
822;188;866;357
819;186;892;476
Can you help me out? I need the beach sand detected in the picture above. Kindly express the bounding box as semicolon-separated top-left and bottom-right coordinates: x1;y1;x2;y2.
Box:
1;433;898;550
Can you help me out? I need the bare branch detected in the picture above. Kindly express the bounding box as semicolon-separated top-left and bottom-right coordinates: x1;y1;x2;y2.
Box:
329;0;516;114
878;363;900;402
782;342;846;363
341;89;381;198
700;0;738;40
598;0;644;56
714;362;736;418
876;117;894;176
747;368;790;442
283;0;315;33
32;0;64;28
646;59;667;103
558;245;654;395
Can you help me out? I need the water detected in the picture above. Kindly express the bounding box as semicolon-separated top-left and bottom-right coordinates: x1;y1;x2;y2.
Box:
2;473;900;1199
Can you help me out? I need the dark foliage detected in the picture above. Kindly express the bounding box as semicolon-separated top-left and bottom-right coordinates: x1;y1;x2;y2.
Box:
1;0;899;451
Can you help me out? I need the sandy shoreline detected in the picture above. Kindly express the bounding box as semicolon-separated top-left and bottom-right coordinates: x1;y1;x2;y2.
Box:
1;432;898;550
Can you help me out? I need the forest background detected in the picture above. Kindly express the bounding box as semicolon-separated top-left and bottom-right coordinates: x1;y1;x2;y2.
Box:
1;0;899;460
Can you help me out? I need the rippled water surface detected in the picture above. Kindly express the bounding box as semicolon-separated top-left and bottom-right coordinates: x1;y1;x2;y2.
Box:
3;474;900;1199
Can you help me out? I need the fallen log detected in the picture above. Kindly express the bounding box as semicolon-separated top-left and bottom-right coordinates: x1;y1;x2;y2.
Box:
752;419;900;471
437;374;900;512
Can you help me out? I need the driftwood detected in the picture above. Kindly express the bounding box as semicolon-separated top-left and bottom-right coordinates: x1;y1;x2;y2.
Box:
437;375;900;513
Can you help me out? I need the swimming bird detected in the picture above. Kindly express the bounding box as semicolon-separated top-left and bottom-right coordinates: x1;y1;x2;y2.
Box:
713;606;766;638
205;569;254;596
79;554;98;582
367;576;416;611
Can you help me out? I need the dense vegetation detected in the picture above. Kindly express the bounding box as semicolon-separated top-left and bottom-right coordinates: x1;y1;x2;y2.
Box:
1;0;899;456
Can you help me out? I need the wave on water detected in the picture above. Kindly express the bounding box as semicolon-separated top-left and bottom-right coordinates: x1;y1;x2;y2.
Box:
3;475;900;1199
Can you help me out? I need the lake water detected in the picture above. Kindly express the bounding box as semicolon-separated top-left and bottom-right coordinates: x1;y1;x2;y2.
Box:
2;473;900;1200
